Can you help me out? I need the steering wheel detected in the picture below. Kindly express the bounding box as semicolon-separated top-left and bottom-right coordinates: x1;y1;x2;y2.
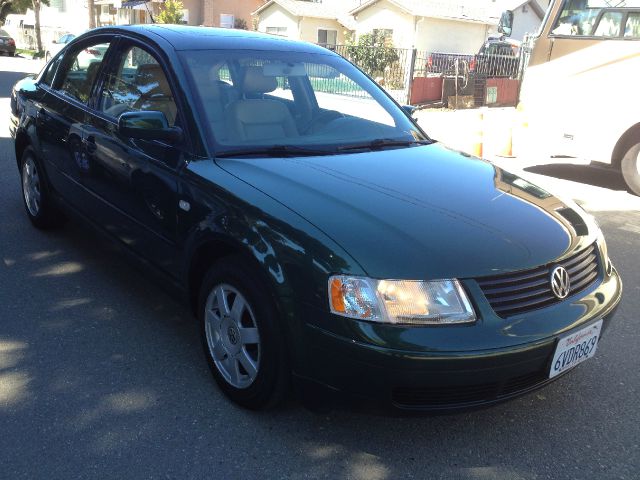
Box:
302;109;345;134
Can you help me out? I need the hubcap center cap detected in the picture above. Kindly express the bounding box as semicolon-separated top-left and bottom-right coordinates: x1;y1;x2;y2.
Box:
220;318;242;355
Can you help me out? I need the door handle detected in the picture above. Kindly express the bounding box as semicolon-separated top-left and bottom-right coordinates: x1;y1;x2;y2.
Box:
35;108;47;125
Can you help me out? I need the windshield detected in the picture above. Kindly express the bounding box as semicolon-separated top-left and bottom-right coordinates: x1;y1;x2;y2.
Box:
552;0;640;35
180;49;427;156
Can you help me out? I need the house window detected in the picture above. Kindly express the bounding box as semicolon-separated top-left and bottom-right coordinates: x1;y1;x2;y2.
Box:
220;14;234;28
372;28;393;43
266;26;287;36
317;29;337;46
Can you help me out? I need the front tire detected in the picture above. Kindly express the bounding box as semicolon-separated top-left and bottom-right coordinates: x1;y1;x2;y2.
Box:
621;140;640;196
20;147;65;229
198;256;288;410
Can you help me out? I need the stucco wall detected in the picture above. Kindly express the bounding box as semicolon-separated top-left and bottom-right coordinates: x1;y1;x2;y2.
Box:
204;0;264;29
352;0;415;48
256;4;299;38
299;17;347;45
510;1;547;40
182;0;203;25
415;18;489;54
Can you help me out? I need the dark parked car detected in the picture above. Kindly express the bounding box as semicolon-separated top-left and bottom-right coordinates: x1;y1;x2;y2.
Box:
472;37;521;78
0;28;16;56
10;25;622;412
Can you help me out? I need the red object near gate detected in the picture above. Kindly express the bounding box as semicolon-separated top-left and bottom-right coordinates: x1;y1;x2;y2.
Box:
410;76;443;105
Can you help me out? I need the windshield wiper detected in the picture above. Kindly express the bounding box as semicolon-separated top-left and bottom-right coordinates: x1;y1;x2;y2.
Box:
337;138;431;152
216;145;336;158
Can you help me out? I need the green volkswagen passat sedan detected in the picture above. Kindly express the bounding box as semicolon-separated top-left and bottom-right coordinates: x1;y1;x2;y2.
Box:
10;25;622;412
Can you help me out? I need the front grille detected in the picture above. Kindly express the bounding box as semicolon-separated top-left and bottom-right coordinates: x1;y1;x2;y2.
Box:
476;243;600;318
392;371;548;408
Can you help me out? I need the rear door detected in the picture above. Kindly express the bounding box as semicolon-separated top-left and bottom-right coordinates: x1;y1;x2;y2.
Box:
36;35;114;208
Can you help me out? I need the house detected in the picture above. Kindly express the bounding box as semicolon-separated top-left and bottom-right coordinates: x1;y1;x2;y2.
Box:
349;0;498;53
203;0;265;29
495;0;550;41
253;0;499;54
253;0;353;46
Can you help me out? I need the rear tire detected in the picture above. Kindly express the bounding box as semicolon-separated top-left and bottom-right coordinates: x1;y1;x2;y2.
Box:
20;147;66;229
198;255;288;410
621;140;640;196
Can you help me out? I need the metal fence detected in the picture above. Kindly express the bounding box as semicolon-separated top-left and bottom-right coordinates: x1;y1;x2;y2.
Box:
324;44;527;109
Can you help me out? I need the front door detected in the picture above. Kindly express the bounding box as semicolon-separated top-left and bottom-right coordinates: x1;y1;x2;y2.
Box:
80;42;186;273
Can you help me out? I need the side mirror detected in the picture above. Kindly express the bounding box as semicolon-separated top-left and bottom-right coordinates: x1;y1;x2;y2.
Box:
52;39;58;44
118;111;182;143
401;105;417;119
498;10;514;37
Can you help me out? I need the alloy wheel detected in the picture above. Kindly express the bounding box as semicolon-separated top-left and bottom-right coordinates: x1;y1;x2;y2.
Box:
22;156;41;217
204;283;261;389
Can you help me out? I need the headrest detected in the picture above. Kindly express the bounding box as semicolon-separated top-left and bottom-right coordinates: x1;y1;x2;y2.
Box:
242;66;277;94
190;65;222;100
136;63;172;96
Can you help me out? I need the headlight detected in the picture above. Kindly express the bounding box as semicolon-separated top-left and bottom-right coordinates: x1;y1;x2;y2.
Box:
328;276;476;325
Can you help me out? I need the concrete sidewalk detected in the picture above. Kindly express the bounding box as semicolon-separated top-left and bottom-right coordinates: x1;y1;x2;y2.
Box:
413;106;640;211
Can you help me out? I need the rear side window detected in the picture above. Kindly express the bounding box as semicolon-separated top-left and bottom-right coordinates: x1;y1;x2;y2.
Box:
625;12;640;37
57;41;110;104
593;11;624;36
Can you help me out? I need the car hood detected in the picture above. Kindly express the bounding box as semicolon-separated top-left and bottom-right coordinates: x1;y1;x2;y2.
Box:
216;144;596;279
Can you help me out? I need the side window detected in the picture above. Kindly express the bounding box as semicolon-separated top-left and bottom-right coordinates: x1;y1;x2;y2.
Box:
625;12;640;38
42;55;62;87
593;11;624;37
552;5;601;36
58;41;110;103
99;46;177;126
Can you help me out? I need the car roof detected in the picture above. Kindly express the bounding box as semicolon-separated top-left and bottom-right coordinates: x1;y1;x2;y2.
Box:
87;24;333;55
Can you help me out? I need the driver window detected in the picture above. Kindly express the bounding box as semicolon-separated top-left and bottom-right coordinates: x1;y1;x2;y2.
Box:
100;46;177;126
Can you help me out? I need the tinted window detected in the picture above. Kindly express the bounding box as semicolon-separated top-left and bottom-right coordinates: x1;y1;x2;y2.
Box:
100;46;177;126
0;29;10;37
58;41;110;103
42;55;62;87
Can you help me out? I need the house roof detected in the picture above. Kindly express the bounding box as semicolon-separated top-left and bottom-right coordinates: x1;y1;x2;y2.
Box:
253;0;342;20
349;0;498;24
494;0;547;19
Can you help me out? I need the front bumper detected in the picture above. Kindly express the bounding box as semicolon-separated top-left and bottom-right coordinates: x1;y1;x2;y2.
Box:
295;267;622;413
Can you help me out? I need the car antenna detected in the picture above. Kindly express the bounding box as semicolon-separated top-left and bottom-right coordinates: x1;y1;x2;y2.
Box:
144;0;156;23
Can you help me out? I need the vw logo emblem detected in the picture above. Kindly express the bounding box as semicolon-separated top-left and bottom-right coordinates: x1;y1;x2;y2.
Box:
550;266;571;299
227;326;239;345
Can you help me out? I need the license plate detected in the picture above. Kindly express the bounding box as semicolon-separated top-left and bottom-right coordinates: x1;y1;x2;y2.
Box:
549;319;603;379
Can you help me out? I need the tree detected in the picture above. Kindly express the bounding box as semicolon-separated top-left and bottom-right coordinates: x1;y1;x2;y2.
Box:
1;0;31;24
345;32;399;78
88;0;95;29
1;0;48;54
157;0;184;24
234;18;247;30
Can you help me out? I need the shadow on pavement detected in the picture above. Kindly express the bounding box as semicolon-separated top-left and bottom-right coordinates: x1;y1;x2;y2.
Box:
524;163;629;192
0;71;35;97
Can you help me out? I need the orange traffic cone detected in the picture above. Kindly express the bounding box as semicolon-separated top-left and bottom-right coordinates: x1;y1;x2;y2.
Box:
471;111;484;158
